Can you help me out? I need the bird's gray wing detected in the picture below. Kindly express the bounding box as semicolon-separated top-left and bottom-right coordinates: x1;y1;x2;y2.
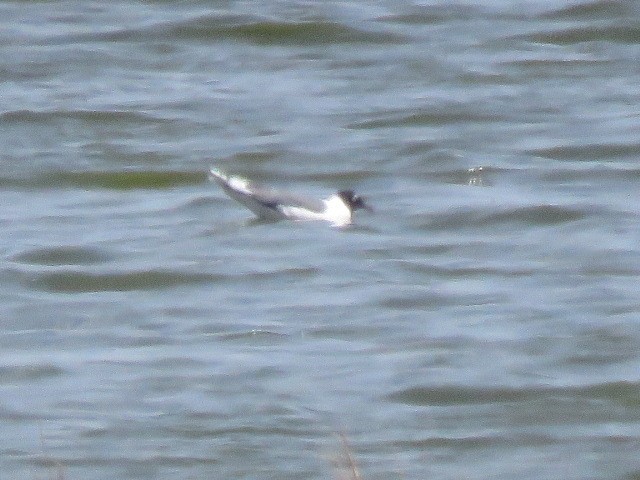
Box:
251;188;326;213
210;169;325;218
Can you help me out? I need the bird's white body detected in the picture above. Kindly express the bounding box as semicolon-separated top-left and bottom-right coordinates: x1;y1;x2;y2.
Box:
279;195;352;226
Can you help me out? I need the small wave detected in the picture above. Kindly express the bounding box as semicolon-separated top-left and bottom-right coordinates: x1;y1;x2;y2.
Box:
540;1;631;20
243;267;319;281
13;246;112;266
394;434;523;449
29;270;222;293
170;17;406;45
396;261;534;279
0;169;203;190
422;204;588;231
74;14;406;46
377;291;457;310
346;106;498;130
43;170;206;190
485;204;588;226
219;330;288;341
388;385;531;406
519;24;640;45
388;380;640;407
378;4;485;25
528;142;640;160
0;109;161;125
0;364;64;383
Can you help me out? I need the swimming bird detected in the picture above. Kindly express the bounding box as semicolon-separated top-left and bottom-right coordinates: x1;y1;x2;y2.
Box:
209;168;371;227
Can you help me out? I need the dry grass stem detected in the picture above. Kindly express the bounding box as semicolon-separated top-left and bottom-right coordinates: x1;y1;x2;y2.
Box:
331;432;362;480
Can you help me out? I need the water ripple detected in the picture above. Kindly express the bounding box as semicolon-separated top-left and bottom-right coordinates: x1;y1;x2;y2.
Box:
13;246;112;266
19;265;319;293
388;381;640;407
1;170;206;190
528;142;640;160
170;18;407;45
421;204;588;231
540;1;634;20
28;270;221;293
346;106;499;129
46;170;206;190
388;385;531;406
520;24;640;45
59;15;407;46
0;109;168;125
0;364;64;383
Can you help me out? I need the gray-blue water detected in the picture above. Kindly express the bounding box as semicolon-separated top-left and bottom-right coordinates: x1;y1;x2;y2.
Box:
2;1;640;479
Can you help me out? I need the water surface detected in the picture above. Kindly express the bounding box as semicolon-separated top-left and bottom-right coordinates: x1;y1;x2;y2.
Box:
2;1;640;479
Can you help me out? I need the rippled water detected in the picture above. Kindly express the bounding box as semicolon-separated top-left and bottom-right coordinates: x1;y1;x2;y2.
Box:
2;1;640;479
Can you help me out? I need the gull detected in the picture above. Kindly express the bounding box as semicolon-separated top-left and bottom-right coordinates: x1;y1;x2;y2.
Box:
209;168;371;227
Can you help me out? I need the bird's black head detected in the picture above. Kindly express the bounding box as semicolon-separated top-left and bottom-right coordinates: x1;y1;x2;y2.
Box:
338;190;372;212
